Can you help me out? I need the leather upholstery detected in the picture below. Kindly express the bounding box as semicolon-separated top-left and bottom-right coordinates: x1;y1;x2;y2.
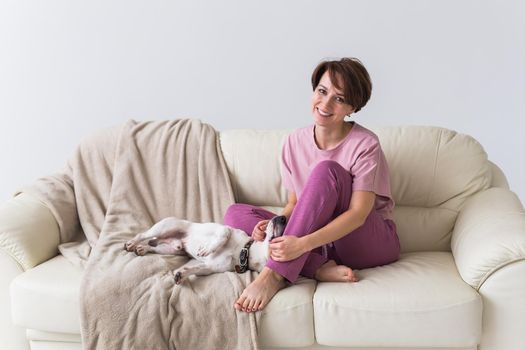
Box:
0;193;60;271
314;252;481;348
1;125;524;350
452;187;525;288
10;255;82;334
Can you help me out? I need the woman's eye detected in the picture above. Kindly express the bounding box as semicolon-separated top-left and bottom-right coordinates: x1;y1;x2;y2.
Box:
318;88;326;94
336;97;345;103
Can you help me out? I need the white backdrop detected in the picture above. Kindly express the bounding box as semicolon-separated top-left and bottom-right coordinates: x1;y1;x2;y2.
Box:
1;0;524;203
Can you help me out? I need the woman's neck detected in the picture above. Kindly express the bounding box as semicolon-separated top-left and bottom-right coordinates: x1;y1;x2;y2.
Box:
314;122;353;150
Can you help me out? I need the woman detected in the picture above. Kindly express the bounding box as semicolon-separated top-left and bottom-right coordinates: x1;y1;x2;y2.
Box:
224;57;400;313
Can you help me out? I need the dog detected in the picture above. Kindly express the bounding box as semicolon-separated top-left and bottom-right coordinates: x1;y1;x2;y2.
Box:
124;216;287;284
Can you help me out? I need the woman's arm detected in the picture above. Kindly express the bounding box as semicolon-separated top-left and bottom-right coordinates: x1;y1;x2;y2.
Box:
270;191;376;261
281;191;297;220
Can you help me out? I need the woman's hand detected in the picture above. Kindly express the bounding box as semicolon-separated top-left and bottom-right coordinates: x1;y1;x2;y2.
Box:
269;236;308;262
252;219;270;241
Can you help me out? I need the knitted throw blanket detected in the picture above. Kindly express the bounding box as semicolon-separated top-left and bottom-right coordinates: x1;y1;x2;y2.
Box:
19;119;260;349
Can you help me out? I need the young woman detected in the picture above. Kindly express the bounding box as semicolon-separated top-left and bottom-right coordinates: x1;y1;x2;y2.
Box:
224;57;400;313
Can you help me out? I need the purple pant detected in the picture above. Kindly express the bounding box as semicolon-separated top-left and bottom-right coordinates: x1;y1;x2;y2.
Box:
224;160;400;282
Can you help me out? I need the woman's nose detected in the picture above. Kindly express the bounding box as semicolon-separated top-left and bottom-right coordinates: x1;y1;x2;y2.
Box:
320;96;333;108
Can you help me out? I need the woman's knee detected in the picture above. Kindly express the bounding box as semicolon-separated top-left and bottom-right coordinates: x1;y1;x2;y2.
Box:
223;203;250;226
223;203;275;227
311;160;347;178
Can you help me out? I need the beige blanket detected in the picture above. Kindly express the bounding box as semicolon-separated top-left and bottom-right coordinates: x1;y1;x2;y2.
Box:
19;119;260;349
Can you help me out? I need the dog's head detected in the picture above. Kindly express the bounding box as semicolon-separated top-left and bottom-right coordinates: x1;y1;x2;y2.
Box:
248;215;287;272
264;215;287;242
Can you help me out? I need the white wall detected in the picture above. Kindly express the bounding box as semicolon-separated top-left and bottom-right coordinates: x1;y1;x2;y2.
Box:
1;0;524;203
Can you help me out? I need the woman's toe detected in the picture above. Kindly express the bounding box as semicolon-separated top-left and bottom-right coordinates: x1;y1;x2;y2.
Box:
234;295;246;310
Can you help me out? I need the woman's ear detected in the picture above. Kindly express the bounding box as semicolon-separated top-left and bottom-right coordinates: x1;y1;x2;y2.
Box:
345;109;355;119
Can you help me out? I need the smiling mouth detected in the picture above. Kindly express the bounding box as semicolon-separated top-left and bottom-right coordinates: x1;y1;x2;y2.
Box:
317;107;332;117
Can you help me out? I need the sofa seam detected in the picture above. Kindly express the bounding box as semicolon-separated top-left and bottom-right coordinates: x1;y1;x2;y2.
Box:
0;244;26;272
313;295;481;313
29;339;81;344
435;206;458;214
398;204;459;213
261;303;313;316
232;137;240;202
396;203;458;213
426;129;443;207
215;132;236;206
477;256;525;290
219;133;239;202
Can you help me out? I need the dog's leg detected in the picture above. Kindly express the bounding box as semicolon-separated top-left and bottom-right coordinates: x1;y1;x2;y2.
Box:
125;231;152;252
173;260;217;285
125;217;186;252
135;242;183;256
134;243;152;256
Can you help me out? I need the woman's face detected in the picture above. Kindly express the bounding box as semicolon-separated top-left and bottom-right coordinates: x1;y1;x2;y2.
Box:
311;71;355;128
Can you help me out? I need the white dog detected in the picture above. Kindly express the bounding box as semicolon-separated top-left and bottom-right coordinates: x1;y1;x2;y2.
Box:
124;216;286;284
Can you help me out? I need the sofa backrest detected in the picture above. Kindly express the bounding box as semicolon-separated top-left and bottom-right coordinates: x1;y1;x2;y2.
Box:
220;126;493;253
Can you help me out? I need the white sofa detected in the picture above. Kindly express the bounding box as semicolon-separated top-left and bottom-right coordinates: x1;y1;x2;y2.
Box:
2;125;525;350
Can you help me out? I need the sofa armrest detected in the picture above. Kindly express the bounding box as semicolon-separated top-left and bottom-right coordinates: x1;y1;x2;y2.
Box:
452;187;525;289
0;193;60;271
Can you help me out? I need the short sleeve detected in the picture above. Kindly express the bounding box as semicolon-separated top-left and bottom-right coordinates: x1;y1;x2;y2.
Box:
351;139;383;193
280;136;294;192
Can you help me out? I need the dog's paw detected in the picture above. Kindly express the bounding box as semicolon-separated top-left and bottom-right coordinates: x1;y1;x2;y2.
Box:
174;271;183;284
125;240;139;252
134;244;150;256
197;246;210;257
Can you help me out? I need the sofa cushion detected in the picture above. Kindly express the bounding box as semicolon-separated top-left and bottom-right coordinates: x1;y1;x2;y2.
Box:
374;126;492;254
10;255;82;334
220;129;291;208
373;127;491;209
258;277;316;348
11;255;317;347
392;206;457;252
314;252;482;348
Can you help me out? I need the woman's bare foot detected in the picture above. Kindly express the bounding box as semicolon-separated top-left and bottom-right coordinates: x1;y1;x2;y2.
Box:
315;260;359;282
234;267;286;312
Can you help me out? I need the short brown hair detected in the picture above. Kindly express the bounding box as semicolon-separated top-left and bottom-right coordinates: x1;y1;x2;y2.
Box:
311;57;372;113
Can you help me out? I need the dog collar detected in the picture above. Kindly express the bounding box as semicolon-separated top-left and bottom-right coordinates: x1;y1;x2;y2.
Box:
235;239;254;274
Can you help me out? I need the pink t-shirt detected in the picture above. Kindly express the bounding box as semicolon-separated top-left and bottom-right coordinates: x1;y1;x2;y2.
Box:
281;122;394;221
